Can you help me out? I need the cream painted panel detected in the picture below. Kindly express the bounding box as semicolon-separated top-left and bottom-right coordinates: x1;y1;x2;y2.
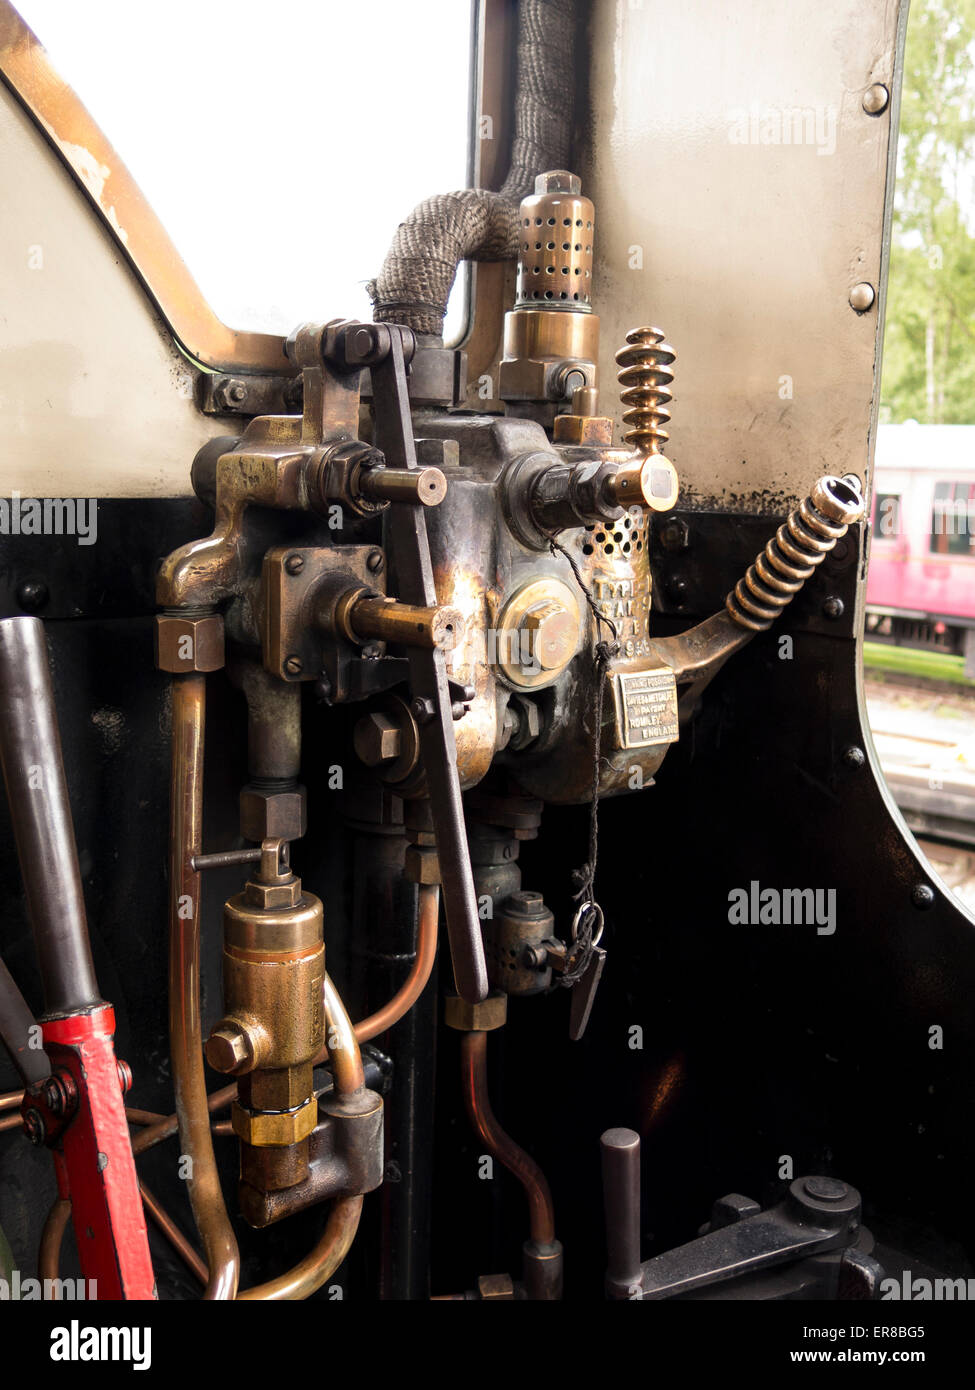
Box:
583;0;905;510
0;83;227;498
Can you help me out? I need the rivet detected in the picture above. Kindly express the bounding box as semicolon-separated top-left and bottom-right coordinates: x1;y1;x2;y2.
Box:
849;282;876;313
862;83;889;115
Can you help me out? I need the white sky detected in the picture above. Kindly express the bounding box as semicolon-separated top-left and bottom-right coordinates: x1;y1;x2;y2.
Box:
16;0;473;337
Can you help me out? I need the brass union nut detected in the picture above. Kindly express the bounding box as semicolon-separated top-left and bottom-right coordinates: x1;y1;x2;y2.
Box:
239;785;307;843
231;1095;317;1147
444;991;508;1032
155;612;225;672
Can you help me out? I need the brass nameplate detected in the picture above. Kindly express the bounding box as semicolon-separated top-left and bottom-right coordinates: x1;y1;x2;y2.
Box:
613;669;679;749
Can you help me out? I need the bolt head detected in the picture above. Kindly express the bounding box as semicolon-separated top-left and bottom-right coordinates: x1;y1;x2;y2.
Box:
862;83;889;115
521;601;577;671
842;745;866;768
206;1025;253;1074
43;1079;63;1116
822;596;845;620
354;712;403;766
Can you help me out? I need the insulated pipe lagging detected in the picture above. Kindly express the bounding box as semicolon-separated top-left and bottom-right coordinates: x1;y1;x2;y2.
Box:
368;0;577;336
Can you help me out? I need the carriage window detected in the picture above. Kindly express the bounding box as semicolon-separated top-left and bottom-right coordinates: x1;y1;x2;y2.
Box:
867;0;975;912
929;482;975;556
873;493;901;538
13;1;475;340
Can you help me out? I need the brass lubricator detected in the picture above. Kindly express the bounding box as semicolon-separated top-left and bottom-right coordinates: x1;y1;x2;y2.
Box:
725;476;865;631
205;840;324;1194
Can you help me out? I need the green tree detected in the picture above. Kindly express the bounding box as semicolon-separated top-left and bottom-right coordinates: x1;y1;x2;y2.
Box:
882;0;975;422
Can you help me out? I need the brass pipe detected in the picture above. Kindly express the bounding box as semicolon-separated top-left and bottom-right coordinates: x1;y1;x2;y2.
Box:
0;1089;23;1112
238;971;364;1300
460;1030;556;1247
38;1197;71;1287
139;1180;207;1287
0;1113;23;1133
168;673;239;1300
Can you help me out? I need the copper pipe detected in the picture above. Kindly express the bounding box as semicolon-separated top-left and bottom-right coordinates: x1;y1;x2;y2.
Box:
139;1180;207;1287
0;1113;22;1134
132;1083;235;1156
238;971;364;1300
125;1107;169;1128
0;1088;23;1112
168;672;239;1300
460;1030;556;1246
348;884;440;1047
38;1197;71;1288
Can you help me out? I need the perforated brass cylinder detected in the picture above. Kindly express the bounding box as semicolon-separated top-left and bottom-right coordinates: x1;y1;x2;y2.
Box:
516;171;595;311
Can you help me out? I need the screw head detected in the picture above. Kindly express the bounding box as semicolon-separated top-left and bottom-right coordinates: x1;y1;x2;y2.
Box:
822;596;845;620
842;744;865;768
849;282;876;313
366;549;385;574
284;553;305;575
284;655;303;677
862;83;890;115
912;883;935;910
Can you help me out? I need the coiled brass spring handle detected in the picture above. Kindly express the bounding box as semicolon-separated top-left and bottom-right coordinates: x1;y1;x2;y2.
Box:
611;327;679;511
726;475;865;632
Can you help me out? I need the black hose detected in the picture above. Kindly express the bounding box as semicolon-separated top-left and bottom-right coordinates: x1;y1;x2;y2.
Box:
0;617;101;1016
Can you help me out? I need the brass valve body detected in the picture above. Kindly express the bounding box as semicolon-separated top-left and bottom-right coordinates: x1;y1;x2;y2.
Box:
207;857;324;1180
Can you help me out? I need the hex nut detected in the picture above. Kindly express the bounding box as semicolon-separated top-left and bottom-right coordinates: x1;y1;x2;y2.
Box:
404;844;441;885
239;785;307;843
444;991;508;1032
231;1096;317;1147
534;170;581;195
354;712;403;767
155;613;225;673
